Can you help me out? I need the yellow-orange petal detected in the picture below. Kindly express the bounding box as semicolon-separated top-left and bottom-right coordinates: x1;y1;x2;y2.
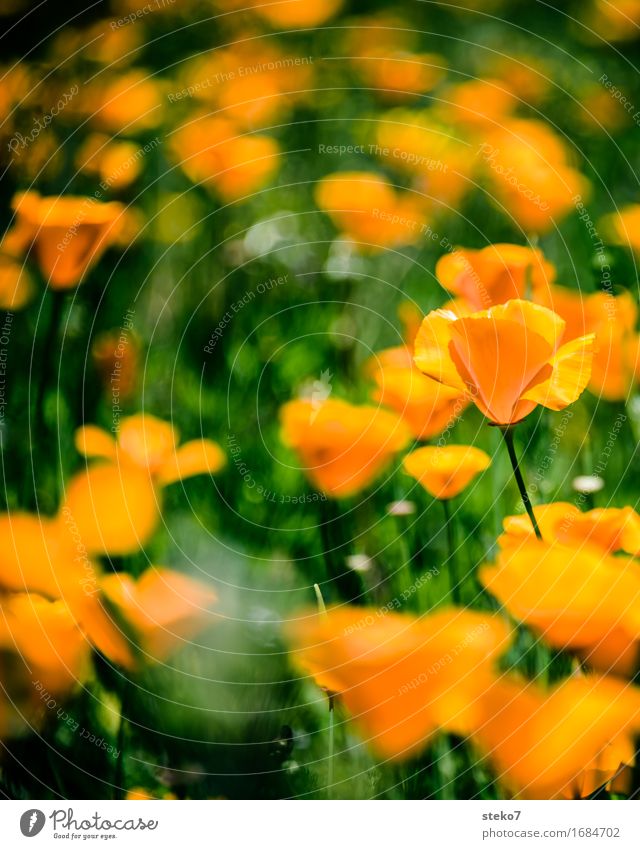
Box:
117;413;177;472
280;398;410;498
0;254;33;309
476;676;640;799
63;463;160;556
448;314;552;424
0;593;91;693
286;606;511;760
436;245;555;311
78;567;218;666
156;439;226;486
403;444;491;499
487;299;566;350
413;309;467;392
0;512;97;599
74;424;117;460
521;333;595;411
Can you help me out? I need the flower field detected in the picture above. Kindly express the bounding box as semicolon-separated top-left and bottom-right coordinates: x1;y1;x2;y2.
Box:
1;0;640;802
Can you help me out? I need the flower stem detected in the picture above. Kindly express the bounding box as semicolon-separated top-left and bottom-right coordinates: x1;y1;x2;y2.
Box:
501;426;542;540
442;498;459;603
114;677;130;799
34;289;65;439
327;694;335;799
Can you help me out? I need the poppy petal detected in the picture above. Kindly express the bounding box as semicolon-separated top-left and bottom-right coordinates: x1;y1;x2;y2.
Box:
521;333;596;410
156;439;226;486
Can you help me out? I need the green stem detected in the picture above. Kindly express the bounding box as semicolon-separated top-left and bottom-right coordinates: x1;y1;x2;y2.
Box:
327;694;335;799
34;289;65;438
442;498;459;603
501;426;542;540
114;678;130;799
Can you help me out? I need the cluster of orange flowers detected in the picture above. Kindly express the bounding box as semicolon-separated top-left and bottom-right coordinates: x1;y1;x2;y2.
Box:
0;413;223;741
280;241;640;798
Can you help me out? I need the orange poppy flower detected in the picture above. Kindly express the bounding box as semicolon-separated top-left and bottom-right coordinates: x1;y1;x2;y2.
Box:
537;286;640;400
171;116;280;201
500;502;640;556
181;44;314;130
403;445;491;500
0;593;90;738
0;253;33;309
436;243;555;311
581;0;640;43
439;78;517;126
286;606;511;759
315;172;427;251
249;0;343;26
73;567;217;669
375;113;474;211
64;415;225;555
1;592;90;692
92;70;164;132
0;512;100;600
414;299;595;425
480;538;640;675
600;204;640;255
368;344;467;440
280;398;410;498
485;54;550;106
479;119;589;233
75;134;146;191
353;52;445;101
7;191;124;289
475;676;640;799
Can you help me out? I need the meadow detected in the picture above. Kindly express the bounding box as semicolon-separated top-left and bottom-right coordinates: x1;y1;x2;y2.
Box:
1;0;640;801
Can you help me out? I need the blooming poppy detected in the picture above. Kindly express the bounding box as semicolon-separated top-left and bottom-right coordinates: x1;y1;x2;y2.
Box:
435;243;555;311
0;592;91;738
439;78;517;126
1;592;91;692
480;537;640;675
248;0;343;26
500;502;640;556
180;44;314;130
64;415;225;555
171;116;280;201
315;171;427;251
600;204;640;255
92;70;164;132
414;299;595;426
374;112;475;211
478;119;589;233
280;398;410;498
286;606;511;759
7;191;124;289
475;676;640;799
75;134;146;191
484;54;550;106
72;567;217;669
580;0;640;43
403;445;491;500
0;253;33;309
352;52;445;101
